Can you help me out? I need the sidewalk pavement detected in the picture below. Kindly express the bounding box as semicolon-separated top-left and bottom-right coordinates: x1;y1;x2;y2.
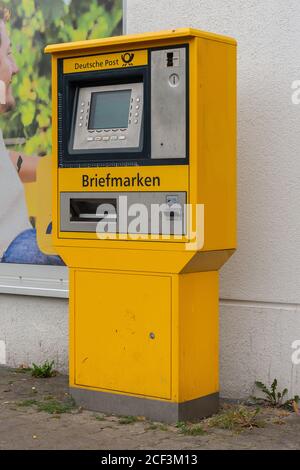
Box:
0;366;299;450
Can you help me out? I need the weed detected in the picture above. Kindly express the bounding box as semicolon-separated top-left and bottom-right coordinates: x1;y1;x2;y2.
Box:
36;397;76;414
251;379;300;410
185;426;206;436
272;418;286;425
176;421;206;436
17;396;76;414
157;424;168;431
146;423;159;431
17;399;38;407
293;401;300;415
207;405;265;433
119;415;139;425
146;423;169;431
94;414;105;421
31;360;56;378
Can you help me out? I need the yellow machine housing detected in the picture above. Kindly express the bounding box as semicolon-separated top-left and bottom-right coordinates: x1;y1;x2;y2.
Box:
45;28;236;422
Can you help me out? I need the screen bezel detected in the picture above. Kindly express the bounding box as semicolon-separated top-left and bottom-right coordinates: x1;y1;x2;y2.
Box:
72;81;143;152
88;89;132;130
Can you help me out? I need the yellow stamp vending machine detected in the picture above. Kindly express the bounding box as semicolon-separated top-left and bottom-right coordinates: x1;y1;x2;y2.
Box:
45;28;236;423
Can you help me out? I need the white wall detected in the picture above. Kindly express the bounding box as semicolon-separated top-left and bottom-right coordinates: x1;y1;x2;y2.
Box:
0;294;68;373
126;0;300;398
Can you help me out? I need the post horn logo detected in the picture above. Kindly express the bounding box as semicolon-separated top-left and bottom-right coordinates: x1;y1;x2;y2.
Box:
121;52;135;65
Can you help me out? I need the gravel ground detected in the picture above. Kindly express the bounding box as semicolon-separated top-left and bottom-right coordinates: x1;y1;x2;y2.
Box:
0;366;299;450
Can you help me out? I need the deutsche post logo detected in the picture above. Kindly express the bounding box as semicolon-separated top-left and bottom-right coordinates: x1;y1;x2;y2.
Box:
121;52;135;66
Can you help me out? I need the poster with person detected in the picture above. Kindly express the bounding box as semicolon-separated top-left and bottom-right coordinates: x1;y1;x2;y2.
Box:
0;0;123;266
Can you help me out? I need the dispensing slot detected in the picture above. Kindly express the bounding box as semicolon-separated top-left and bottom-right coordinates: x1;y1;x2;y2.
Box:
70;198;117;222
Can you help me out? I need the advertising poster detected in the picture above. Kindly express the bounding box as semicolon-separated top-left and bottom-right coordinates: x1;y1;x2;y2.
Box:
0;0;123;268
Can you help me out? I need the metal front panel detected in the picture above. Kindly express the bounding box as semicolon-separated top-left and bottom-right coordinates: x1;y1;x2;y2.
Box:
151;47;186;159
60;191;187;235
74;271;172;399
72;82;143;151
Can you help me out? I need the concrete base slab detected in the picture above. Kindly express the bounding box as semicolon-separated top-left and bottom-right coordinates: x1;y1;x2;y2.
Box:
70;387;219;423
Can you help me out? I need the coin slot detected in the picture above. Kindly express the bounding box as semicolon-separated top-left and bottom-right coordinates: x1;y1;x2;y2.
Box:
167;52;174;67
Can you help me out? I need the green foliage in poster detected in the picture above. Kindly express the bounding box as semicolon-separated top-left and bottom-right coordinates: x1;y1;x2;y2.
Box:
0;0;123;155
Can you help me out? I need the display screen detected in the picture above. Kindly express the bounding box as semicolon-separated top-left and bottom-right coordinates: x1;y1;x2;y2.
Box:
88;90;131;130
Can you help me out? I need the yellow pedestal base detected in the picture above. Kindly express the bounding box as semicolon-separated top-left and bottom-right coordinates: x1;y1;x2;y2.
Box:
69;269;219;422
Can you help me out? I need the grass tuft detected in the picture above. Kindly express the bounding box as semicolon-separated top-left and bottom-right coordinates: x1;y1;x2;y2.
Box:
176;421;206;436
118;415;139;425
17;399;38;407
17;396;76;415
94;413;105;421
145;423;169;431
36;397;76;414
207;405;265;433
31;360;56;378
